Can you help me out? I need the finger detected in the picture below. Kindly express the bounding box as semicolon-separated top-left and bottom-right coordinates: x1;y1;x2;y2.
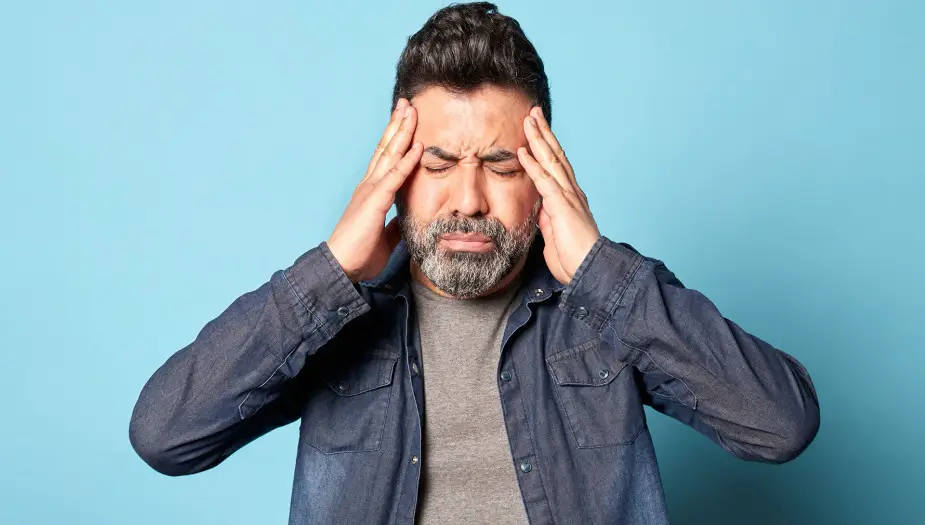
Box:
517;146;572;217
370;105;417;181
531;107;588;207
374;141;423;198
524;116;573;193
530;107;575;182
364;99;409;181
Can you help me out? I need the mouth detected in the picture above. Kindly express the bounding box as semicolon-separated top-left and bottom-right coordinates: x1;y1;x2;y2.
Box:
439;232;494;252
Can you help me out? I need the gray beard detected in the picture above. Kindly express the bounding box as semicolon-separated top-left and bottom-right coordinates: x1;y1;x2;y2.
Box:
398;202;540;299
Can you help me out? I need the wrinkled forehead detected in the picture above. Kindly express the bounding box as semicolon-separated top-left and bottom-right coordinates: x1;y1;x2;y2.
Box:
411;85;533;157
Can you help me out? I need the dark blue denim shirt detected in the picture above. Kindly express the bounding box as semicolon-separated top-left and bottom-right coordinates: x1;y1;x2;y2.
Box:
130;234;820;524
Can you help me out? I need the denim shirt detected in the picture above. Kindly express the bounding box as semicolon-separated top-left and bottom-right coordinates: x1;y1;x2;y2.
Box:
129;234;820;524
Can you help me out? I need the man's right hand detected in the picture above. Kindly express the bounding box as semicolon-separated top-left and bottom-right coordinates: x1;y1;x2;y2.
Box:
327;98;423;283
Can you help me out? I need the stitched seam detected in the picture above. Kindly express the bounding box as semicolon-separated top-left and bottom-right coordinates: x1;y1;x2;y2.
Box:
237;324;321;420
606;323;698;410
238;346;299;420
577;422;646;449
391;403;413;521
545;354;641;447
321;355;398;396
283;269;323;339
510;356;557;525
560;236;605;309
603;253;645;328
596;249;644;330
545;361;583;446
650;390;678;400
370;359;398;450
546;338;597;363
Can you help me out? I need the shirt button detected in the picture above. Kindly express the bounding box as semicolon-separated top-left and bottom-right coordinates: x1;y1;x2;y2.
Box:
500;371;512;382
411;362;420;375
411;455;419;464
337;306;349;317
599;369;610;379
534;288;544;296
520;461;532;473
337;382;349;392
576;306;589;319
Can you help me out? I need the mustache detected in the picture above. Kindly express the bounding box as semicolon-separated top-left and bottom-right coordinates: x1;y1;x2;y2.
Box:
425;215;506;242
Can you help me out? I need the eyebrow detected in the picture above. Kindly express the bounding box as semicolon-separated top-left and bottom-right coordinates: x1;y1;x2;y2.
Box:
424;146;517;163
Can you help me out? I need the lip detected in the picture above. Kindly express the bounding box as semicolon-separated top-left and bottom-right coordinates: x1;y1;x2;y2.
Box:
439;233;494;252
440;233;492;242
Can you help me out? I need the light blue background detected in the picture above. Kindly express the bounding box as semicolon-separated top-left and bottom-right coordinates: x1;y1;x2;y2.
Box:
2;1;922;524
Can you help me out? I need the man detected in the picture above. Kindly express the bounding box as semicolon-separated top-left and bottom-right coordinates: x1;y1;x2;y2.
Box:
129;3;820;524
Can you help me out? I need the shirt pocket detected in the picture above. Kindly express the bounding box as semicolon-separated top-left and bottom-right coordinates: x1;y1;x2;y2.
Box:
545;339;646;448
301;348;400;454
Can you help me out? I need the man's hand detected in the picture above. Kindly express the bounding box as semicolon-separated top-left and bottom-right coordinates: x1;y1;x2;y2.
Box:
517;107;601;285
327;98;423;283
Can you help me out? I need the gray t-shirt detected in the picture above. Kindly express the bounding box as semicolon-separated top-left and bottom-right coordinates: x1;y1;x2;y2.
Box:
410;275;529;525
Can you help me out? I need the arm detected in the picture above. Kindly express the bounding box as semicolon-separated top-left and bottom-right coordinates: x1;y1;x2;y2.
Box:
516;106;819;463
129;243;369;475
130;98;424;476
561;236;820;463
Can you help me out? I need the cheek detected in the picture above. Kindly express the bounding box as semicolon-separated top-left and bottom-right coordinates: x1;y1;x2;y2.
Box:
402;169;446;216
488;180;540;225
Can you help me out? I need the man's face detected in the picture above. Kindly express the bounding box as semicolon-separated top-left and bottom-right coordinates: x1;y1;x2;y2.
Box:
397;85;541;299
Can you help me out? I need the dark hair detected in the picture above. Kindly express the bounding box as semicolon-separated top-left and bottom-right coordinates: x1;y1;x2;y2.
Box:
392;2;552;123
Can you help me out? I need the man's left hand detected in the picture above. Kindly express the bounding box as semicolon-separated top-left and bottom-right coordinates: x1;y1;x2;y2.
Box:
517;107;601;285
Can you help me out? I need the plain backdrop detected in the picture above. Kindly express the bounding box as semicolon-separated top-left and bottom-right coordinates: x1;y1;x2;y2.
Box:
2;1;923;524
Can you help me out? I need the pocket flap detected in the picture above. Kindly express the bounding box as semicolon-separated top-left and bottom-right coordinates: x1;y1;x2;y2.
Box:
322;350;399;396
546;340;628;387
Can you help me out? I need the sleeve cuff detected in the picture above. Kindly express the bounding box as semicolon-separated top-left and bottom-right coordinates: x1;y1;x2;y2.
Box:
283;241;371;339
560;236;645;331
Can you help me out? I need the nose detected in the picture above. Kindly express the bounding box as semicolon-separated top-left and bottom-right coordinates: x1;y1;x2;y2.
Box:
446;165;488;218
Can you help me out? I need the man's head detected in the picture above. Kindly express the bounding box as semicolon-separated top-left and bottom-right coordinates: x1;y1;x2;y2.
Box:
393;2;551;299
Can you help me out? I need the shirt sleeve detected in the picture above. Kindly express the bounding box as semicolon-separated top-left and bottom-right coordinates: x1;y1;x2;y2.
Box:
559;236;820;463
129;241;370;475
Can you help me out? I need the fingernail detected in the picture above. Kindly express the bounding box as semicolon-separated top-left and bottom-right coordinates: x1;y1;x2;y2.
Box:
536;107;544;119
404;106;412;119
527;116;536;127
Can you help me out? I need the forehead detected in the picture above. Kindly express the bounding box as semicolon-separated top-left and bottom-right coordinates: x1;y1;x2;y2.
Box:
411;85;533;156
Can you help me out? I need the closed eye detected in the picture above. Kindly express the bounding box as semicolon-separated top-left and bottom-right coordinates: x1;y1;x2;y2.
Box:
424;166;520;177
